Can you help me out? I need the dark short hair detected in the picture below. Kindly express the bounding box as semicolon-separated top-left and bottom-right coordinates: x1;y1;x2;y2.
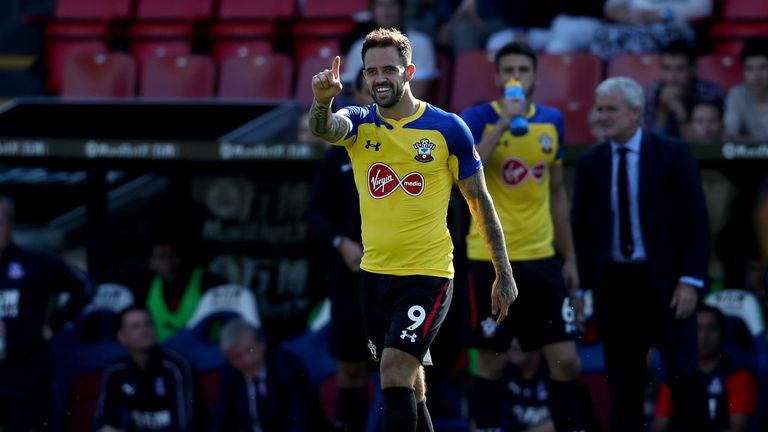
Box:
369;0;405;10
362;27;412;68
690;98;723;117
698;304;727;351
740;36;768;64
114;305;151;335
660;39;697;64
494;41;537;72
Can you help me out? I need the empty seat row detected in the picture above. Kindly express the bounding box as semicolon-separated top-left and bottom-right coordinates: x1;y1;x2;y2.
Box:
53;0;367;21
61;51;296;101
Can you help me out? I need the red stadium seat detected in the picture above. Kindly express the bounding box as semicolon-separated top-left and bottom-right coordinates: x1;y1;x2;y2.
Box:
54;0;132;20
449;50;499;114
548;100;595;146
295;54;338;108
696;54;743;91
209;21;276;64
135;0;215;20
65;371;105;432
722;0;768;20
218;54;293;100
140;55;215;99
211;39;272;64
710;21;768;58
294;38;342;68
301;0;367;19
607;53;660;88
128;22;192;65
291;19;354;67
44;30;108;92
61;51;137;99
427;52;451;111
218;0;296;20
536;53;603;106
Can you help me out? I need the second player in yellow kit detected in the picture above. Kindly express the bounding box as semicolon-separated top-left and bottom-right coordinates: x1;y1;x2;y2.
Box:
461;42;591;432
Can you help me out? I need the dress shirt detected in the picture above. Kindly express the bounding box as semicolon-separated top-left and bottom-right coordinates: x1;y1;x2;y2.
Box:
609;127;704;289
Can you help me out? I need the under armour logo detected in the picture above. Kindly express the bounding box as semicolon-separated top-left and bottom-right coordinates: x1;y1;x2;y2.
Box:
400;330;417;342
365;140;381;151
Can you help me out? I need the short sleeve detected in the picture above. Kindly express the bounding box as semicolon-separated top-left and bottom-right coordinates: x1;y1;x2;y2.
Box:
447;114;482;180
459;106;487;144
331;105;368;146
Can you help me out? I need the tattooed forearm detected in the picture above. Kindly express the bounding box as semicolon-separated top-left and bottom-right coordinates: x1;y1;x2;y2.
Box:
458;171;512;275
309;99;348;142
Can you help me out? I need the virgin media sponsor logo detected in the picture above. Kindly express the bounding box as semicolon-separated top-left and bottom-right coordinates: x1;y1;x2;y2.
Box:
501;158;546;187
368;162;425;198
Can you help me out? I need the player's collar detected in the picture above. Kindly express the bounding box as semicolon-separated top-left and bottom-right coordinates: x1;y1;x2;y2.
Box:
376;101;426;127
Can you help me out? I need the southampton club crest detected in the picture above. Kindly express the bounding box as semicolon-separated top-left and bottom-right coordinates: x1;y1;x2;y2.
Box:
413;138;436;162
539;133;553;154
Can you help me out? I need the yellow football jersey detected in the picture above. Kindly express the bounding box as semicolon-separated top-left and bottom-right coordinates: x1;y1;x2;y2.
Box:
333;102;482;278
462;102;564;261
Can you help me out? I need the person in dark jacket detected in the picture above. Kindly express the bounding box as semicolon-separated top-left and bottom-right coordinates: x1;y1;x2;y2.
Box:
208;318;323;432
94;306;204;432
0;194;92;432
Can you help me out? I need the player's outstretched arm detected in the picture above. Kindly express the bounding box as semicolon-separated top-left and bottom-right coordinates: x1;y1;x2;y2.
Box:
457;169;518;324
309;56;349;143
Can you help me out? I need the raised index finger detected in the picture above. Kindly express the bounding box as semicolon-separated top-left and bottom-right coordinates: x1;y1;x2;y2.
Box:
331;56;341;80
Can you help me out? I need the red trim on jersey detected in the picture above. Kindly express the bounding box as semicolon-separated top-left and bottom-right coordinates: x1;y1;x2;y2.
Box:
468;273;477;328
423;282;449;337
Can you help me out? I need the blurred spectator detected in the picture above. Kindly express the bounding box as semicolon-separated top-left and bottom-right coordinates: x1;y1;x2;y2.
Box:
717;37;768;293
305;137;367;429
145;234;227;342
341;0;438;99
572;77;711;432
208;318;324;432
501;338;555;432
402;0;457;39
437;0;513;55
0;194;92;432
590;0;713;61
644;40;724;138
94;306;205;432
486;0;605;54
682;100;724;143
650;305;758;432
724;37;768;141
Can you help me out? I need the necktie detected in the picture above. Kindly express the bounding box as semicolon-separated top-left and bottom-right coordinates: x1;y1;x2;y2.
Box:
617;147;634;258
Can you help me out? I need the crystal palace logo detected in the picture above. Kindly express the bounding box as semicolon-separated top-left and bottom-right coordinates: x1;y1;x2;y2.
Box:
413;139;435;162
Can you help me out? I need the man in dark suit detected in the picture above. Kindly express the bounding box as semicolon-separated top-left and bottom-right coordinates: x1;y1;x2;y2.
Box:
571;77;711;432
209;318;330;432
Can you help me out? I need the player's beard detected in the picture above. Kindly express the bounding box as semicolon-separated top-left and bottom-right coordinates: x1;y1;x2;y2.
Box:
371;74;405;108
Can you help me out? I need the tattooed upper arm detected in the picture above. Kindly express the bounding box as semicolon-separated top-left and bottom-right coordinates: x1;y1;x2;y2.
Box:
309;100;349;143
457;169;484;204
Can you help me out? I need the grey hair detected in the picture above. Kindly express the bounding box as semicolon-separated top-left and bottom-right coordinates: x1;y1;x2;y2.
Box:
595;77;645;115
219;317;262;351
0;195;15;222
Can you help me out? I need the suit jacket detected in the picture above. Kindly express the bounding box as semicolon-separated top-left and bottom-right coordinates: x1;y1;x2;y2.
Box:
208;348;326;432
571;129;710;303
